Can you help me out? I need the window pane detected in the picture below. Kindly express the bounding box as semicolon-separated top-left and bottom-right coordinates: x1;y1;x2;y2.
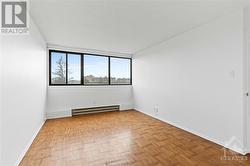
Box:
110;57;131;84
68;54;81;84
51;52;66;84
84;55;109;85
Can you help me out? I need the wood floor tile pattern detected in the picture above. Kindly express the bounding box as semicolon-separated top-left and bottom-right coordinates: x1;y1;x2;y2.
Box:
20;110;250;166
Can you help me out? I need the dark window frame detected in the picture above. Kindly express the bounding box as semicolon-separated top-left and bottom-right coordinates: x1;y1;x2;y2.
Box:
49;50;132;86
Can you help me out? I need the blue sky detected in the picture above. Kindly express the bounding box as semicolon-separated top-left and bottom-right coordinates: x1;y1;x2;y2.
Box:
51;52;130;79
110;57;130;78
68;54;81;80
84;55;108;77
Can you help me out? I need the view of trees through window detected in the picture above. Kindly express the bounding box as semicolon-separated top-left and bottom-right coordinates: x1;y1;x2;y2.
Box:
50;51;131;85
51;52;66;84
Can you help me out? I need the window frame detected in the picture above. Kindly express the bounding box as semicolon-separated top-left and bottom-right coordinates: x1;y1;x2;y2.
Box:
49;50;132;86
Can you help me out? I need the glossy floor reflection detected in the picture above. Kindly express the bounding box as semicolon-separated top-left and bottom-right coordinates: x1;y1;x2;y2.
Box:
20;110;250;166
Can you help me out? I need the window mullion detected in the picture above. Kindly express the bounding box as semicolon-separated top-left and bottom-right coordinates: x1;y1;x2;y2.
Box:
81;54;84;85
130;59;132;85
108;56;111;85
66;53;68;84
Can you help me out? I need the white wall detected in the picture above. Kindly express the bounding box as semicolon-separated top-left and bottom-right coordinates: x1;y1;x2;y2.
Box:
0;18;47;166
133;10;246;154
0;32;3;165
244;7;250;153
47;86;133;119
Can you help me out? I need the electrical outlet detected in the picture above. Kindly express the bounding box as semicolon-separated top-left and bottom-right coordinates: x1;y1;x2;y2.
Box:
229;70;235;78
154;107;159;116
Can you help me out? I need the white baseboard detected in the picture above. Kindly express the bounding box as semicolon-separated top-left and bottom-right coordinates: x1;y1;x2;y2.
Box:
120;103;134;111
14;121;45;166
46;110;72;119
135;109;246;155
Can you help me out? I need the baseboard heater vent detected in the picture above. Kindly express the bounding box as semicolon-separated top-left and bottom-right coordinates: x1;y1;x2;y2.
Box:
72;105;120;116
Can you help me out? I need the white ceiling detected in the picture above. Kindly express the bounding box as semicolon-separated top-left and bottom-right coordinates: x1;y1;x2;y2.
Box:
30;0;250;54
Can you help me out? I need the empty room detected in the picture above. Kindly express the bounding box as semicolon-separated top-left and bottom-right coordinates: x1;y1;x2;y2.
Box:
1;0;250;165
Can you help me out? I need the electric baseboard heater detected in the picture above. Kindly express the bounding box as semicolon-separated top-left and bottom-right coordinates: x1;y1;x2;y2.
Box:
72;105;120;116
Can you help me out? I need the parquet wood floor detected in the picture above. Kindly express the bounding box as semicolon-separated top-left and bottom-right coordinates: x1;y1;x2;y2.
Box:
20;110;250;166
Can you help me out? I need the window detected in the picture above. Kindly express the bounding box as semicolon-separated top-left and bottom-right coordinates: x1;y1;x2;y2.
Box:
49;50;132;86
84;55;109;85
50;52;66;84
68;54;81;84
110;57;131;85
